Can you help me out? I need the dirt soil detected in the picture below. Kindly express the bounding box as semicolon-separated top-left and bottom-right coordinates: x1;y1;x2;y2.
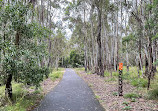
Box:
77;71;158;111
41;78;61;94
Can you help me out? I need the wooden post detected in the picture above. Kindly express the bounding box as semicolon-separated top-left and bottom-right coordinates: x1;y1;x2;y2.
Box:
118;63;123;96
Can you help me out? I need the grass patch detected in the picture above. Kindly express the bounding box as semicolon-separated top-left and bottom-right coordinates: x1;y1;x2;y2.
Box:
3;93;43;111
104;71;111;76
131;98;136;102
95;95;100;99
122;106;132;110
74;67;93;75
0;68;65;111
112;72;119;76
104;71;118;77
74;68;85;71
105;77;117;82
122;101;132;110
49;68;65;81
124;93;141;99
88;84;93;87
147;87;158;100
122;101;129;106
112;92;118;96
0;85;5;97
0;83;43;111
87;71;92;75
130;78;148;88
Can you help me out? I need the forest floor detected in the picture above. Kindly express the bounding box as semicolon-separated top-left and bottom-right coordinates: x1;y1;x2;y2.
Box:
0;68;65;111
75;68;158;111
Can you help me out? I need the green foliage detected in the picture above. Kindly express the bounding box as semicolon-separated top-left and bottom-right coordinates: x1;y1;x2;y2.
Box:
50;72;60;79
2;92;43;111
62;50;84;68
1;47;49;87
105;77;116;82
0;82;43;111
122;74;130;80
146;4;153;11
49;68;64;81
124;93;141;99
112;92;118;96
108;3;118;12
11;84;28;102
131;98;136;102
104;71;111;76
145;0;158;39
112;72;119;76
148;87;158;100
122;101;132;111
122;33;135;44
88;84;93;87
122;106;132;110
69;50;84;67
75;68;85;71
0;0;50;97
122;101;129;106
131;78;148;88
87;71;92;75
95;95;100;99
60;56;70;67
152;33;158;40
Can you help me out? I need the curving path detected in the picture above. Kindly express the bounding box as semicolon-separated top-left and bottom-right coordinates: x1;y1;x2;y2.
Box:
34;69;105;111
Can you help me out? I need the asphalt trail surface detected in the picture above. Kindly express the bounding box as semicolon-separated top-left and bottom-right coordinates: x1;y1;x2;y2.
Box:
34;69;105;111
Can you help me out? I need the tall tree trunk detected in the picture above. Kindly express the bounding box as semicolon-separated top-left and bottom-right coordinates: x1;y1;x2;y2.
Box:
153;40;157;73
126;42;129;72
148;38;153;90
83;9;88;72
90;1;95;72
56;56;59;71
15;31;20;46
5;74;12;99
125;11;129;73
145;53;148;77
96;0;104;76
138;37;142;75
41;0;44;25
48;0;52;67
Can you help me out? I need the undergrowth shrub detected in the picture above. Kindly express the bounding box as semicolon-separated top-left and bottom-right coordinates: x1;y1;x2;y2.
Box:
112;72;119;76
104;71;110;76
122;106;132;110
131;78;148;88
112;92;118;96
148;87;158;100
49;69;64;81
105;77;116;82
124;93;141;99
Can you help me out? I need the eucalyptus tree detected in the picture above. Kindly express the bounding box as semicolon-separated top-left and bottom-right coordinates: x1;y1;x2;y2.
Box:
145;0;158;89
122;0;158;89
51;29;66;70
63;0;90;72
94;0;104;76
0;0;50;99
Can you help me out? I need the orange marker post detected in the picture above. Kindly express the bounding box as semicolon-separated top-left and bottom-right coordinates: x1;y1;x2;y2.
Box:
118;63;123;96
119;63;123;70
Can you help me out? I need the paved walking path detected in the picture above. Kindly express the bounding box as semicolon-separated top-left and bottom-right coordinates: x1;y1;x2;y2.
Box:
34;69;104;111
